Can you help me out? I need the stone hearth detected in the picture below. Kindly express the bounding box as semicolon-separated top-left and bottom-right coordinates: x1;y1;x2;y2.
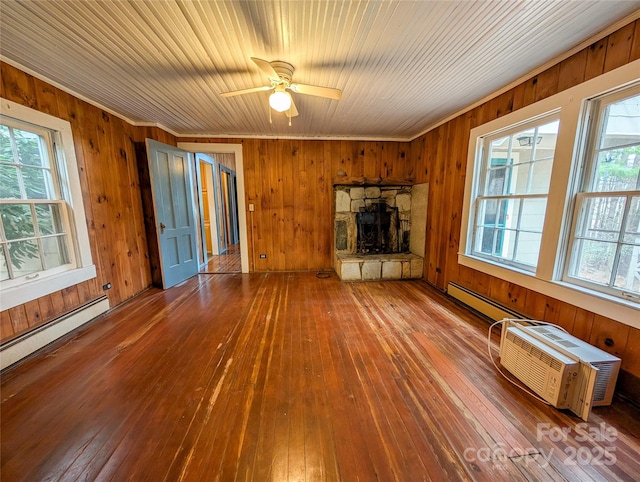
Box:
334;183;427;281
336;253;424;281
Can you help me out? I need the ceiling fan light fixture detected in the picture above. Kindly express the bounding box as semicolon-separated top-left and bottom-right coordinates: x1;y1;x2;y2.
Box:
269;89;292;112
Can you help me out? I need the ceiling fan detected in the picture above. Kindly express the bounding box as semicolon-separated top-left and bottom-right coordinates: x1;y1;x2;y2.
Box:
219;57;342;119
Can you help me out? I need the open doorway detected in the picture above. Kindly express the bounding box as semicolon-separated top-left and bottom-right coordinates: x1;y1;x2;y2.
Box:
179;142;249;273
194;153;241;274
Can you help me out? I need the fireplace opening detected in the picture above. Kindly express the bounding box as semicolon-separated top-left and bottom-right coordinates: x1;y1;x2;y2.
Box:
333;182;426;281
356;201;402;254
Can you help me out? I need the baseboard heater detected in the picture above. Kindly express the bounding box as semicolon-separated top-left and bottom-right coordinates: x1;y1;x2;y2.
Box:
0;295;110;371
447;282;523;321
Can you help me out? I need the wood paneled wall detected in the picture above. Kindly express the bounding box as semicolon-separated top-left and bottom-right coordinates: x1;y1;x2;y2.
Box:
410;19;640;395
179;138;413;271
0;62;173;342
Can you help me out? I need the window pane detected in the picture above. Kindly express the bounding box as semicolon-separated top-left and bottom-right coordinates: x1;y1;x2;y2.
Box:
530;159;553;194
495;228;516;258
477;199;502;228
515;232;542;267
0;164;21;199
42;235;68;269
0;204;35;240
0;247;8;281
502;198;521;230
576;196;625;241
513;128;540;157
623;197;640;243
592;148;640;192
614;244;640;294
520;198;547;231
7;239;42;276
598;93;640;150
474;226;495;255
13;128;47;167
570;239;616;285
35;204;65;235
487;137;510;162
508;163;528;195
0;125;12;163
22;167;52;199
485;166;508;195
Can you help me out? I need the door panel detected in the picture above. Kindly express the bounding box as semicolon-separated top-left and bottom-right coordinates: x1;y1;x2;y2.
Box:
146;139;198;288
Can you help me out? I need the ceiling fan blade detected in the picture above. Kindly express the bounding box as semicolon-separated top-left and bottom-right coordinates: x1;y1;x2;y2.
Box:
251;57;280;80
286;97;299;117
219;85;272;97
289;83;342;100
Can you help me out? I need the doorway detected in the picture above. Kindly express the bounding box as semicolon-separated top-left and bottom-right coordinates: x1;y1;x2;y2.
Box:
194;152;241;273
179;142;249;273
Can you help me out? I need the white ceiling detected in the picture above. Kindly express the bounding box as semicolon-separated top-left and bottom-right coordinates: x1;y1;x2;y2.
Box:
1;1;639;140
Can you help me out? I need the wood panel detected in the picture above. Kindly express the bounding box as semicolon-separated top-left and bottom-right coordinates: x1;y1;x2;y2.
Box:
178;137;412;271
0;62;167;342
409;20;640;398
2;273;639;481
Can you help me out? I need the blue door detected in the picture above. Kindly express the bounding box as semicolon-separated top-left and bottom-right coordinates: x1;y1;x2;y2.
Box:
146;139;198;288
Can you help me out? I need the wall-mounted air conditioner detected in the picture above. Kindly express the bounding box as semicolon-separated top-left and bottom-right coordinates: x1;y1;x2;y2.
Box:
499;320;620;421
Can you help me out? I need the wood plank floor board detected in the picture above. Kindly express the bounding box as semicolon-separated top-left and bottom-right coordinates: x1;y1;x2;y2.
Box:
200;244;241;274
308;281;377;482
2;273;639;481
87;278;244;480
350;284;520;480
345;290;450;479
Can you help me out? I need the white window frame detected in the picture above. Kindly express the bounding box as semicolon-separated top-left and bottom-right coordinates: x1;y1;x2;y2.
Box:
460;59;640;329
469;112;560;272
563;85;640;301
0;98;95;310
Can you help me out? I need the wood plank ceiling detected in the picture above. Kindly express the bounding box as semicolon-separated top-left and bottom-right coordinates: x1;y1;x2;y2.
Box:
1;1;639;139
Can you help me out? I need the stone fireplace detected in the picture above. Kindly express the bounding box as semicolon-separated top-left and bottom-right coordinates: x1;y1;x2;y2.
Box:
334;183;426;281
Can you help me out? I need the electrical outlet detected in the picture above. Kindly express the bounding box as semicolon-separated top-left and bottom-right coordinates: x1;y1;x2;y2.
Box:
103;283;112;290
259;254;267;259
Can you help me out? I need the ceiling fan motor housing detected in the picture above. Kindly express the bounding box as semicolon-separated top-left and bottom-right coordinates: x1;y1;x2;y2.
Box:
269;60;295;84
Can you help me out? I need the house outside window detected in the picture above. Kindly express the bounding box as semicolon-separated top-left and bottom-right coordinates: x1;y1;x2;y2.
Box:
564;86;640;301
0;98;95;310
471;116;559;271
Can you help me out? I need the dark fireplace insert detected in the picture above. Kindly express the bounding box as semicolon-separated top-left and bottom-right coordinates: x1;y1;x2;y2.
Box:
356;201;404;254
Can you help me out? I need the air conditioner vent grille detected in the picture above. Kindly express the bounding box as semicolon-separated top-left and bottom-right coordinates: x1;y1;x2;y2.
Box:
502;343;547;394
591;362;614;402
506;331;562;371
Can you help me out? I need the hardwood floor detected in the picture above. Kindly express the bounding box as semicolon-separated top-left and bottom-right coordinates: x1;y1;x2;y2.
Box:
200;244;241;274
1;272;639;481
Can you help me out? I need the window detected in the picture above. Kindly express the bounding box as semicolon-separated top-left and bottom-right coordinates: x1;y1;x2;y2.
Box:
471;115;559;271
0;98;95;310
565;86;640;300
460;59;639;327
0;119;71;282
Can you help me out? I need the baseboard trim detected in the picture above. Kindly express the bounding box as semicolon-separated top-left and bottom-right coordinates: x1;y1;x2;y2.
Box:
0;296;110;371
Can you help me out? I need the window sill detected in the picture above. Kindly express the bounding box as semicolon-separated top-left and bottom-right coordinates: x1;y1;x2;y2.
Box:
458;253;639;329
0;265;97;311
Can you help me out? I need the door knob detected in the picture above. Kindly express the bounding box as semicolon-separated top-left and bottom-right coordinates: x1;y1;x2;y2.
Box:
160;222;166;234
